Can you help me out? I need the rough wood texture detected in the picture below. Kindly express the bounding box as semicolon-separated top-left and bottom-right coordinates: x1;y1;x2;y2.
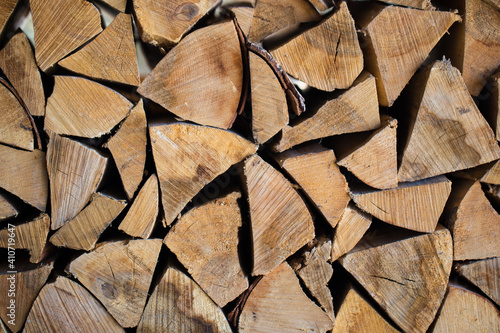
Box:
70;239;162;328
398;61;500;182
0;0;18;36
45;76;132;138
30;0;102;71
271;2;362;91
47;135;107;229
50;194;126;251
137;267;232;332
484;0;500;8
244;154;315;276
0;32;45;117
247;0;321;42
150;122;256;226
376;0;433;9
445;180;500;260
331;204;372;262
333;286;399;333
59;13;140;86
239;262;333;332
250;52;288;144
351;176;451;233
359;5;459;106
273;72;380;152
456;257;500;306
133;0;219;48
118;174;159;239
340;226;453;333
24;276;123;333
165;191;248;308
0;194;17;220
276;145;350;228
338;116;398;190
138;21;243;129
0;214;49;263
0;145;48;211
479;159;500;185
0;82;33;151
106;99;147;200
101;0;127;12
232;6;254;36
432;284;500;332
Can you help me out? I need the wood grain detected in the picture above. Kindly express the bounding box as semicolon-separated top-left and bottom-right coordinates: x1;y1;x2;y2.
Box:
0;82;33;151
456;257;500;306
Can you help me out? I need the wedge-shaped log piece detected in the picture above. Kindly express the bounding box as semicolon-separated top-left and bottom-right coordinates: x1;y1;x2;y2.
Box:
359;5;459;106
399;61;500;182
333;286;399;333
276;144;349;228
106;99;147;200
239;262;333;332
244;154;315;276
0;194;17;220
70;239;162;328
232;7;255;36
0;263;52;333
340;225;453;333
456;257;500;306
50;194;126;251
150;122;256;225
331;204;372;262
375;0;433;9
24;276;123;333
138;21;242;129
0;214;49;263
0;32;45;116
273;72;380;152
250;52;288;144
102;0;127;11
45;76;132;138
0;145;48;211
446;180;500;260
137;267;232;332
133;0;219;48
0;0;18;36
165;191;248;307
433;284;500;332
59;13;139;86
0;82;33;151
247;0;321;42
118;174;159;239
338;117;398;190
480;159;500;185
271;2;362;91
47;135;107;229
30;0;102;71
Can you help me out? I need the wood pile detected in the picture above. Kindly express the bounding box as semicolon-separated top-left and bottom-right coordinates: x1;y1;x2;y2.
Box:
0;0;499;332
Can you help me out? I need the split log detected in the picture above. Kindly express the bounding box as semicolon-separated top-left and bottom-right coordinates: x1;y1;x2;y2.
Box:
50;193;126;251
118;174;159;239
357;4;459;106
69;239;163;328
444;180;500;260
164;191;248;308
0;263;52;332
398;60;500;182
58;13;140;86
137;267;232;332
270;2;362;91
45;76;133;138
138;21;243;129
0;194;17;221
105;99;147;200
244;154;314;276
375;0;434;9
275;144;350;228
273;72;380;152
238;262;333;332
24;276;123;333
0;145;48;212
0;214;50;263
46;135;107;229
231;6;255;36
101;0;127;12
133;0;219;48
0;31;45;117
30;0;102;71
339;225;453;333
150;122;256;225
479;159;500;185
351;176;451;233
432;284;500;332
0;0;18;36
456;257;500;306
